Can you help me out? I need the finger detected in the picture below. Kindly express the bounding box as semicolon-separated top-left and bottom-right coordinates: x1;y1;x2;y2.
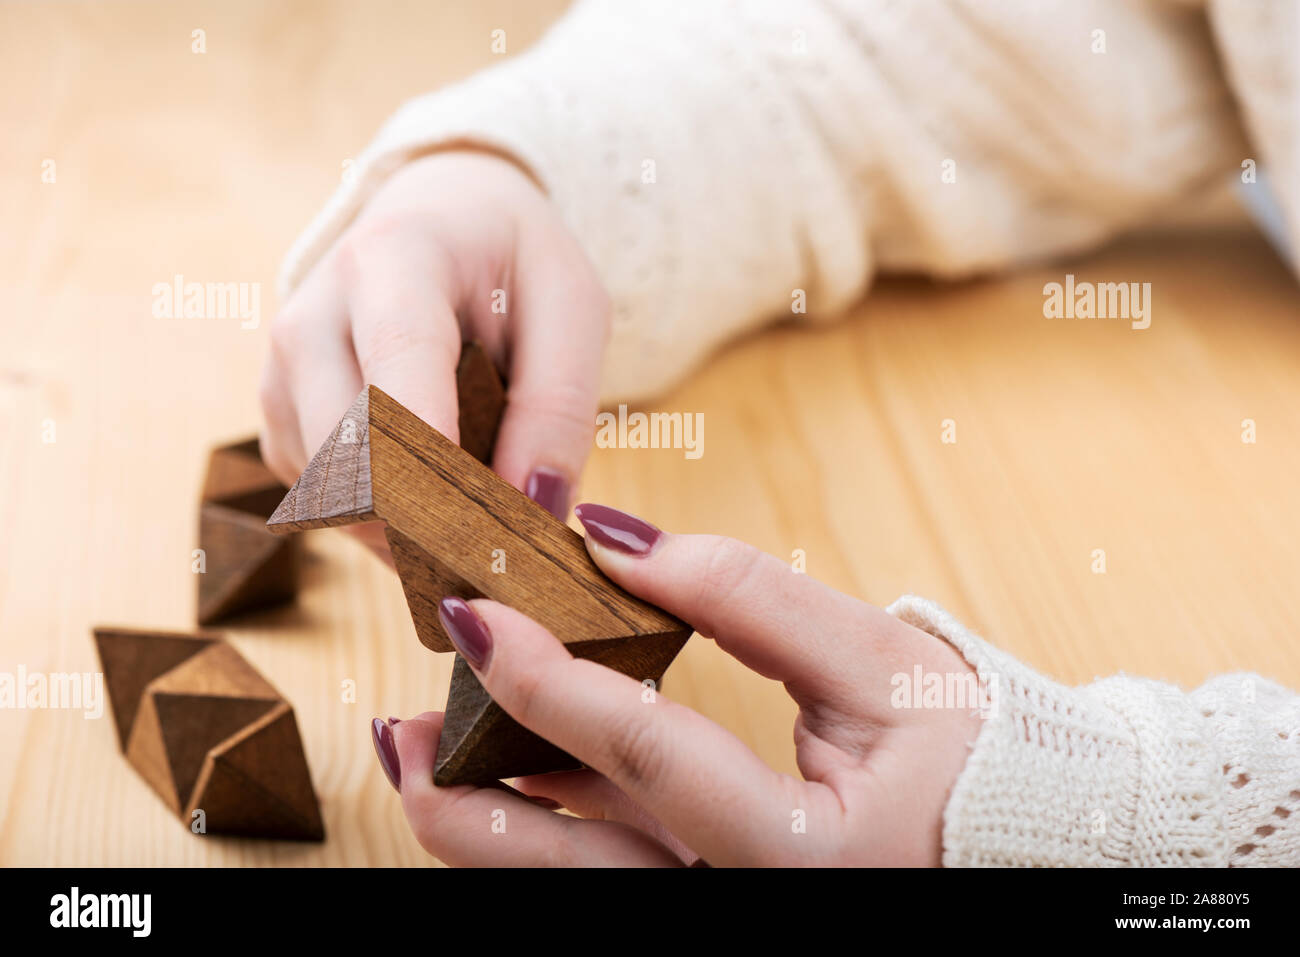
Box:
573;503;946;720
514;769;697;863
439;598;839;865
275;264;364;462
386;713;681;867
270;262;395;563
340;227;462;443
258;355;307;486
488;234;609;519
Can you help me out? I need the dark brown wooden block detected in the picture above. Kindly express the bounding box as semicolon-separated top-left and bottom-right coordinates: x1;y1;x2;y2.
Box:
92;626;325;841
266;346;691;786
197;438;300;625
454;340;507;465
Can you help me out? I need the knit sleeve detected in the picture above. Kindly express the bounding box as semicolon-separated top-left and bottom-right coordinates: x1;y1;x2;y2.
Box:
279;0;1246;403
1206;0;1300;272
887;595;1300;867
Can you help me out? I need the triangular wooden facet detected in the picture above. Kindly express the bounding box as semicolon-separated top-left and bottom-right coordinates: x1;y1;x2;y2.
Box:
266;389;375;532
385;527;471;653
198;437;300;625
191;704;324;841
454;341;507;464
189;761;320;841
154;691;280;809
198;503;297;625
150;642;281;701
203;437;277;505
125;690;181;812
576;630;691;686
433;629;690;786
93;627;218;750
435;655;583;786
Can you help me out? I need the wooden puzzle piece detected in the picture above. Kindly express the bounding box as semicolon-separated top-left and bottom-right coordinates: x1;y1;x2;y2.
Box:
266;343;692;785
452;339;507;465
92;627;325;841
197;437;300;625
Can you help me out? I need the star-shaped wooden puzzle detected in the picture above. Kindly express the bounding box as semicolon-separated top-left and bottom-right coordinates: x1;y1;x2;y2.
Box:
92;626;324;840
266;343;692;786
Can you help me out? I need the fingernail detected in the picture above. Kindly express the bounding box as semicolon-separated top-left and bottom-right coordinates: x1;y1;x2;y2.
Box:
525;467;570;520
371;718;401;792
387;716;401;726
574;503;662;556
438;597;493;670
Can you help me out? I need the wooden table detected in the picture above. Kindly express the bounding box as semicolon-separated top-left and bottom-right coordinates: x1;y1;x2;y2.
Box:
4;0;1299;866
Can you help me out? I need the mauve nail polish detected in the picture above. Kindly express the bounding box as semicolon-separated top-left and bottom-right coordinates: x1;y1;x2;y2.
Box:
525;467;570;520
438;597;493;670
574;503;662;556
371;717;401;792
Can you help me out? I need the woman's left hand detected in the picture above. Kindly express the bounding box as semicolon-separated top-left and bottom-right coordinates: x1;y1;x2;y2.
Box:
374;504;983;866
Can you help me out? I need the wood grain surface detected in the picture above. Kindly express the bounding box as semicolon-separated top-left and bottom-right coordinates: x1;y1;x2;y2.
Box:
3;0;1299;866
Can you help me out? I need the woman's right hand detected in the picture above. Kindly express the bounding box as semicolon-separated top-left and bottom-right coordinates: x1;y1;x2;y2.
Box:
260;149;611;558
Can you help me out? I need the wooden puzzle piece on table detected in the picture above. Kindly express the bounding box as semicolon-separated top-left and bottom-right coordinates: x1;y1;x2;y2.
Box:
92;626;325;840
197;437;300;625
266;342;692;786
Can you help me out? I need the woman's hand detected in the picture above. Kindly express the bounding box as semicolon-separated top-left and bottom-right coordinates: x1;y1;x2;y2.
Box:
375;504;984;866
260;151;610;557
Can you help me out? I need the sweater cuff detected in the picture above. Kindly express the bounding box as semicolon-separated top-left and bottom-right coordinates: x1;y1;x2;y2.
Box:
886;595;1229;867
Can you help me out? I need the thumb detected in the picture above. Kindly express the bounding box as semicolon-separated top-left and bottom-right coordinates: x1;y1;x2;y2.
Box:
387;711;442;793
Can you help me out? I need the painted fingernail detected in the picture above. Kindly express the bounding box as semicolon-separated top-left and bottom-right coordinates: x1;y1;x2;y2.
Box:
371;717;401;792
438;597;493;670
387;716;401;726
574;503;662;556
525;467;570;520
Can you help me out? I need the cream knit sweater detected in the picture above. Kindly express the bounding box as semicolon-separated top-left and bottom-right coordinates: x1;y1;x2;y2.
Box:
279;1;1300;866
